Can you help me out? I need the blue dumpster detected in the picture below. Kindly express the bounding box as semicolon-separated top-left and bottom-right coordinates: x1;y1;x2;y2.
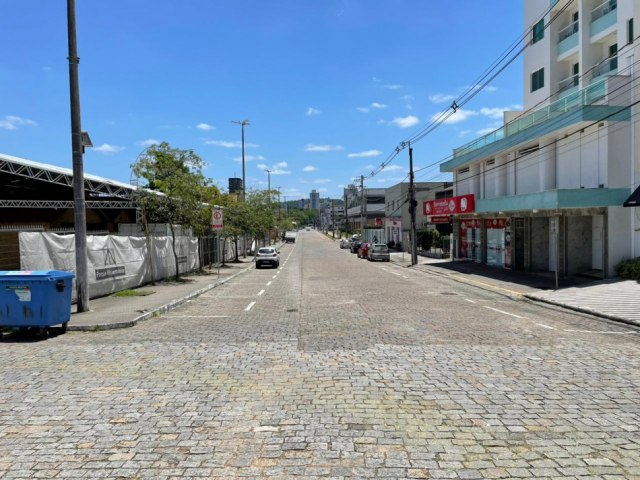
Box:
0;270;75;333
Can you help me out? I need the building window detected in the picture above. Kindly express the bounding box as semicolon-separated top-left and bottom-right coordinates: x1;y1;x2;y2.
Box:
610;43;618;71
532;19;544;44
531;68;544;92
628;18;634;45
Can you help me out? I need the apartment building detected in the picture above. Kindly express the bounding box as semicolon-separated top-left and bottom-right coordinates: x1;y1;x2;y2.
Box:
442;0;639;277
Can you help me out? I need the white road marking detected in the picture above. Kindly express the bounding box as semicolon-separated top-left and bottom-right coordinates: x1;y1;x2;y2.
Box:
272;275;278;279
537;323;555;330
163;315;230;318
563;329;636;334
390;271;402;276
266;281;272;286
257;289;265;296
402;275;408;279
464;298;476;304
244;301;256;312
484;306;526;319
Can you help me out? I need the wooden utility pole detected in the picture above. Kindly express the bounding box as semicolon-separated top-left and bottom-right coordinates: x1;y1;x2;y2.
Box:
360;175;365;241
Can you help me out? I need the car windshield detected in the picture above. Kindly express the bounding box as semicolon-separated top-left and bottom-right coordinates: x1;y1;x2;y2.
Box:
372;245;388;252
258;248;275;254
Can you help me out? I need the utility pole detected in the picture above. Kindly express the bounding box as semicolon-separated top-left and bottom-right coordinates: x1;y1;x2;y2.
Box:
331;199;335;239
67;0;89;312
409;144;418;266
360;175;365;241
344;189;348;235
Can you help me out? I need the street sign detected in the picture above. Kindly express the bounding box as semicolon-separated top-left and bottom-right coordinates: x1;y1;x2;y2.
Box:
212;208;223;230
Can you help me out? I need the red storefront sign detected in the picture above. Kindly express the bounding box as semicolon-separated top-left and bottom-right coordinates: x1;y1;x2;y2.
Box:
428;215;451;224
460;219;481;229
484;218;507;229
423;194;475;216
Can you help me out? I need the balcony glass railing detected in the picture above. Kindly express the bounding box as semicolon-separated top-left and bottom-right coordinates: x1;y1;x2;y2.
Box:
453;79;607;158
591;59;618;79
592;0;617;23
558;74;579;93
558;20;579;42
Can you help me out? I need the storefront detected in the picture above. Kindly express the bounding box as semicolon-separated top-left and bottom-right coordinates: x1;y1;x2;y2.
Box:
484;218;508;268
460;219;482;263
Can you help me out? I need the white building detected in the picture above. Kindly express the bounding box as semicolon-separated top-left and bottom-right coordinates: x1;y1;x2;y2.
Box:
442;0;639;277
310;190;320;211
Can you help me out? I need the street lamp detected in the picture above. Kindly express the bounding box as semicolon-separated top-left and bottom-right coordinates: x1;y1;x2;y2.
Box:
232;119;250;201
265;168;271;244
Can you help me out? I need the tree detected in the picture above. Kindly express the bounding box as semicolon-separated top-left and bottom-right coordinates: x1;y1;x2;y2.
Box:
132;142;210;280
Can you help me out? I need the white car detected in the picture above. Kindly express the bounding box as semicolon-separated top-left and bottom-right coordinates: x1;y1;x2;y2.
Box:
255;247;280;268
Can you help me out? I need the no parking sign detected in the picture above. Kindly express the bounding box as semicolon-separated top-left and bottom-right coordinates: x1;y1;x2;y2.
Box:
211;208;223;230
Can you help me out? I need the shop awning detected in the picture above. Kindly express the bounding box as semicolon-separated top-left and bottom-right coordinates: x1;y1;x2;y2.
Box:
624;185;640;207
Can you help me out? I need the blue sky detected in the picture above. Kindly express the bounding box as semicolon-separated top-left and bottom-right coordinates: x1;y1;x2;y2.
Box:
1;1;524;201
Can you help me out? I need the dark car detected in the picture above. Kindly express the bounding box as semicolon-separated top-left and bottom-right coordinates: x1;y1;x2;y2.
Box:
350;241;361;254
357;243;371;259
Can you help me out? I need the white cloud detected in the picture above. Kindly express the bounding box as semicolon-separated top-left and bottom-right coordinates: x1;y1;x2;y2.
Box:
458;130;473;137
348;150;383;158
303;165;318;172
363;164;376;170
234;154;266;163
0;115;37;130
196;123;215;131
429;93;455;104
480;105;522;119
381;164;403;172
314;179;332;184
306;107;321;116
431;109;478;125
476;127;497;136
205;140;259;148
138;139;160;147
371;102;387;109
359;102;388;113
383;84;403;90
357;107;370;113
391;115;419;128
93;143;125;154
401;95;414;101
304;144;343;152
376;119;386;125
259;162;291;175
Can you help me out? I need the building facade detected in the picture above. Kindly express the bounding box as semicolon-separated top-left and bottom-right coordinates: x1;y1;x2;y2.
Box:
228;177;243;195
310;190;320;211
443;0;639;277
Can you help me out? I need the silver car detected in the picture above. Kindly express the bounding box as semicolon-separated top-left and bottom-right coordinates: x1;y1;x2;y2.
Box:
367;244;390;262
256;247;280;268
339;239;352;249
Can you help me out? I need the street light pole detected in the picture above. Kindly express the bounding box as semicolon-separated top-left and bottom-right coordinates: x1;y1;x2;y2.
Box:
232;119;249;256
67;0;89;312
265;168;271;244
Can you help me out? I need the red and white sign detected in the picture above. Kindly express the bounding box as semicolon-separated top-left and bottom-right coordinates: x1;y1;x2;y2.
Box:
428;215;451;224
484;218;507;229
374;217;383;226
211;208;223;230
460;219;481;229
423;194;475;216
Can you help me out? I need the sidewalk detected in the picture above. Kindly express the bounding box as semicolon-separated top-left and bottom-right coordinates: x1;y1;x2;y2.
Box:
390;252;640;327
68;259;254;331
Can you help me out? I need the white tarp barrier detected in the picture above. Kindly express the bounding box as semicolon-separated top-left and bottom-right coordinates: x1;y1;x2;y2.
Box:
19;232;199;300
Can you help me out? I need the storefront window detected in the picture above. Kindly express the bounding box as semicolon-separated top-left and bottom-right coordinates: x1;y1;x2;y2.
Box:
460;219;481;262
485;218;507;268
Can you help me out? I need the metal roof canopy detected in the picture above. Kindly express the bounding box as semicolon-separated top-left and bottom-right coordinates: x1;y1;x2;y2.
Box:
0;152;138;209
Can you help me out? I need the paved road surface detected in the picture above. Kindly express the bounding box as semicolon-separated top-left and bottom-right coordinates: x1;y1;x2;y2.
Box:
1;230;639;479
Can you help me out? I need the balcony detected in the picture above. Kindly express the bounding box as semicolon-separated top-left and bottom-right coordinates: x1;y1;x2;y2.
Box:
557;20;579;56
557;73;580;97
590;0;617;37
443;77;630;172
591;58;618;79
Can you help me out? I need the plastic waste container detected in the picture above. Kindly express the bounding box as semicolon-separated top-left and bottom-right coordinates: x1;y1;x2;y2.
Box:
0;270;75;333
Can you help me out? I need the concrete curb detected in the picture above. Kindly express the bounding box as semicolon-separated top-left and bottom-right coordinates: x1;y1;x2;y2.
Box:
68;264;254;332
523;294;640;328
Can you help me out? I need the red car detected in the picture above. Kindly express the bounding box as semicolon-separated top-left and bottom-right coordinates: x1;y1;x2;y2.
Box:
357;243;371;259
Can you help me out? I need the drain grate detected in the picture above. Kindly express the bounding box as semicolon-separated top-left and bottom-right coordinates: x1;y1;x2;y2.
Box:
286;308;298;312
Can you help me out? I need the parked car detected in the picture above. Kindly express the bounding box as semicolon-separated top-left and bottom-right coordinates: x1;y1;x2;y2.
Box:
367;243;390;261
255;247;280;268
357;243;371;259
339;239;352;249
350;241;362;254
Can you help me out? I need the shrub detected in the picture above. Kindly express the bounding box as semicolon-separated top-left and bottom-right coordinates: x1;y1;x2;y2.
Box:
615;257;640;280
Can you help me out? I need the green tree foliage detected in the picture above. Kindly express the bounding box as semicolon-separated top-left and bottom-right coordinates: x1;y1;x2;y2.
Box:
132;142;210;279
615;257;640;280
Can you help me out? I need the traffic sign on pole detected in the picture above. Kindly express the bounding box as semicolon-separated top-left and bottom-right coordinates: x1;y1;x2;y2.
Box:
212;208;223;230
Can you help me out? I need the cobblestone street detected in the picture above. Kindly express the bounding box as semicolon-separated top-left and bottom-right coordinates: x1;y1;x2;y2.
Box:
1;231;639;479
